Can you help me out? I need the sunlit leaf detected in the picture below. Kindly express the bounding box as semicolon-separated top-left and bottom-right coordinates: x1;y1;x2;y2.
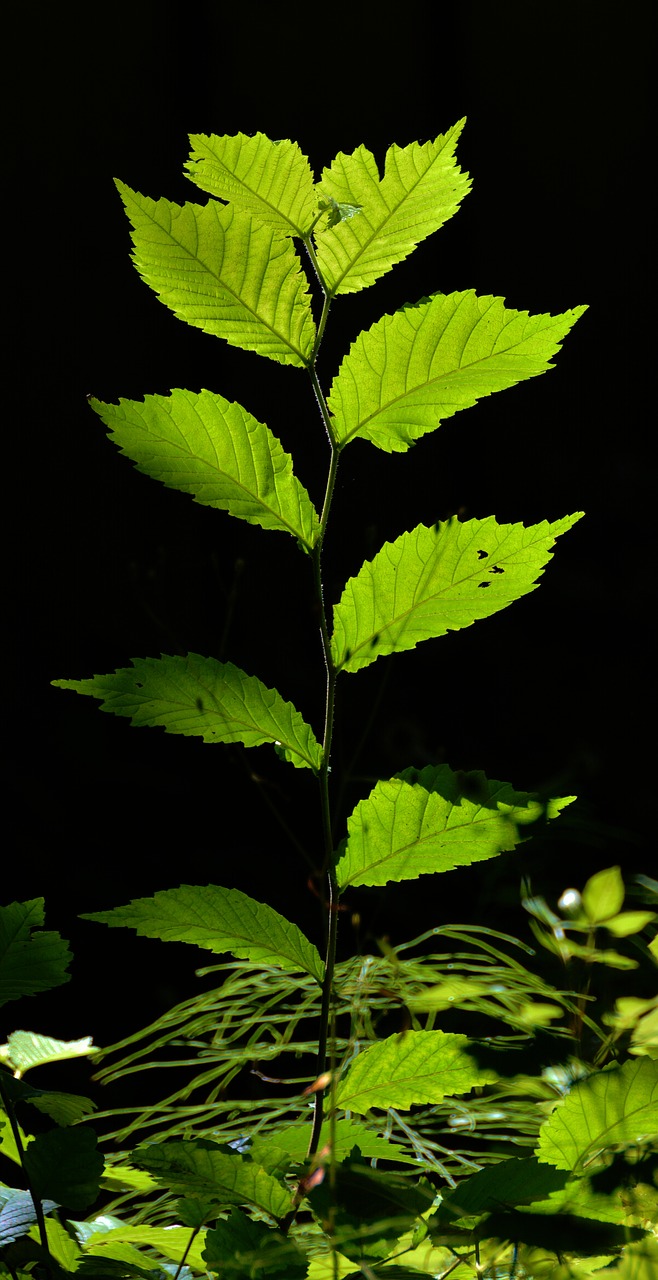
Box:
186;132;317;237
82;883;324;982
116;181;315;366
334;1029;496;1115
83;1223;208;1274
331;513;583;673
314;122;470;294
337;764;572;889
1;1073;95;1125
537;1057;658;1173
0;900;71;1007
0;1031;95;1077
328;290;587;451
268;1118;419;1164
582;865;625;922
134;1139;291;1219
53;653;322;772
91;389;320;551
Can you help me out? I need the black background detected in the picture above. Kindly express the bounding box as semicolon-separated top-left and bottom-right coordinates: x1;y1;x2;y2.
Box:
7;2;652;1037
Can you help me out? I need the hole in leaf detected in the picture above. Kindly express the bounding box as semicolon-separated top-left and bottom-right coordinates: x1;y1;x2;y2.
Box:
489;565;504;575
477;549;488;560
135;681;144;688
477;582;490;588
370;633;380;648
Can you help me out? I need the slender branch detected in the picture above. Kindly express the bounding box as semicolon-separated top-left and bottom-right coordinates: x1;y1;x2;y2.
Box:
0;1073;53;1272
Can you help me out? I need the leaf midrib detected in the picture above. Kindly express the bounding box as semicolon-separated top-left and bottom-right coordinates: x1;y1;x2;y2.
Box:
129;189;311;363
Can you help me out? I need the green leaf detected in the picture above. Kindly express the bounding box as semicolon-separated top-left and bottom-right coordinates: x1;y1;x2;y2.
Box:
0;900;71;1008
331;513;583;674
334;1029;497;1115
23;1127;104;1210
83;1224;208;1274
269;1117;419;1164
0;1189;58;1249
328;290;588;451
438;1157;569;1222
185;132;317;237
602;1236;658;1279
90;390;320;551
203;1207;306;1278
0;1031;95;1076
82;883;324;982
308;1157;434;1263
1;1073;96;1126
314;122;471;294
134;1139;291;1220
582;864;625;922
116;181;315;366
53;653;322;772
537;1057;658;1173
337;764;572;889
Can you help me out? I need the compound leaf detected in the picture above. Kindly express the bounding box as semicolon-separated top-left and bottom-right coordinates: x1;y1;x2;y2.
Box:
116;182;315;366
82;884;324;982
329;290;588;451
537;1057;658;1173
90;389;320;551
134;1139;291;1220
186;132;317;237
314;122;470;294
334;1029;496;1115
0;900;71;1008
53;654;322;772
331;513;583;674
336;764;572;889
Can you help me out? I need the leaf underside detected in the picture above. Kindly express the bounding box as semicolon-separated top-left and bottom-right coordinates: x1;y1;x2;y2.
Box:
52;653;322;772
335;1029;497;1114
185;132;317;237
90;389;320;550
329;290;588;451
331;512;583;674
336;763;574;889
314;122;471;294
116;181;315;366
82;883;324;982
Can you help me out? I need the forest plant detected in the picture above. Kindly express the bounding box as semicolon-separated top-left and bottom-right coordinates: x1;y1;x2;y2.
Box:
2;125;657;1277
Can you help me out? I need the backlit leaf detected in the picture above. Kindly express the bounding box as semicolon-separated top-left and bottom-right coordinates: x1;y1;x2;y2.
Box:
53;654;322;772
336;764;573;889
537;1057;658;1173
186;132;316;237
0;900;71;1008
134;1139;291;1220
331;513;583;673
334;1029;496;1115
314;122;470;294
116;182;315;366
0;1032;95;1076
328;290;587;451
82;883;324;982
90;389;320;551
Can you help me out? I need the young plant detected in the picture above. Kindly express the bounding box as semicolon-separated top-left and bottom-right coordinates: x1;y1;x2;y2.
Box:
2;124;654;1276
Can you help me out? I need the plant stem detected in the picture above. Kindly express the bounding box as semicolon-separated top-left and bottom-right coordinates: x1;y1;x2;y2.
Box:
0;1074;53;1273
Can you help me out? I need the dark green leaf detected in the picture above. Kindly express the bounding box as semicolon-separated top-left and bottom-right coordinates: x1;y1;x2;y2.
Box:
0;900;71;1008
203;1208;306;1277
23;1127;104;1210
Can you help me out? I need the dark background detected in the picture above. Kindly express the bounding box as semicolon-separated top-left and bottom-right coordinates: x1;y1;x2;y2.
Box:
7;3;652;1037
